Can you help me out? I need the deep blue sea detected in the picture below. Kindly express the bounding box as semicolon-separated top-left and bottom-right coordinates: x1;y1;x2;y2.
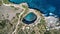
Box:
9;0;60;17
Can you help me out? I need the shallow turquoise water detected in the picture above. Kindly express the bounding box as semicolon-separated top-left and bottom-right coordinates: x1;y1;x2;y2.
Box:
22;12;37;24
24;13;37;21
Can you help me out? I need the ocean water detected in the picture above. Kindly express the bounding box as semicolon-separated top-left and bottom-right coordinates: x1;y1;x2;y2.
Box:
22;12;37;24
9;0;60;17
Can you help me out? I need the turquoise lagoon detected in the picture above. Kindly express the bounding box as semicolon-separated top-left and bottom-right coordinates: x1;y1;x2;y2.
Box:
22;12;37;24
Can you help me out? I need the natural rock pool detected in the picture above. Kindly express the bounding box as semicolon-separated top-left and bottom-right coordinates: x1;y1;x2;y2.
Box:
22;12;37;24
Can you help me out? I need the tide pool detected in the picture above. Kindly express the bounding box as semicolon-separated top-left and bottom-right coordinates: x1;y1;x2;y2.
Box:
9;0;60;17
22;12;37;24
